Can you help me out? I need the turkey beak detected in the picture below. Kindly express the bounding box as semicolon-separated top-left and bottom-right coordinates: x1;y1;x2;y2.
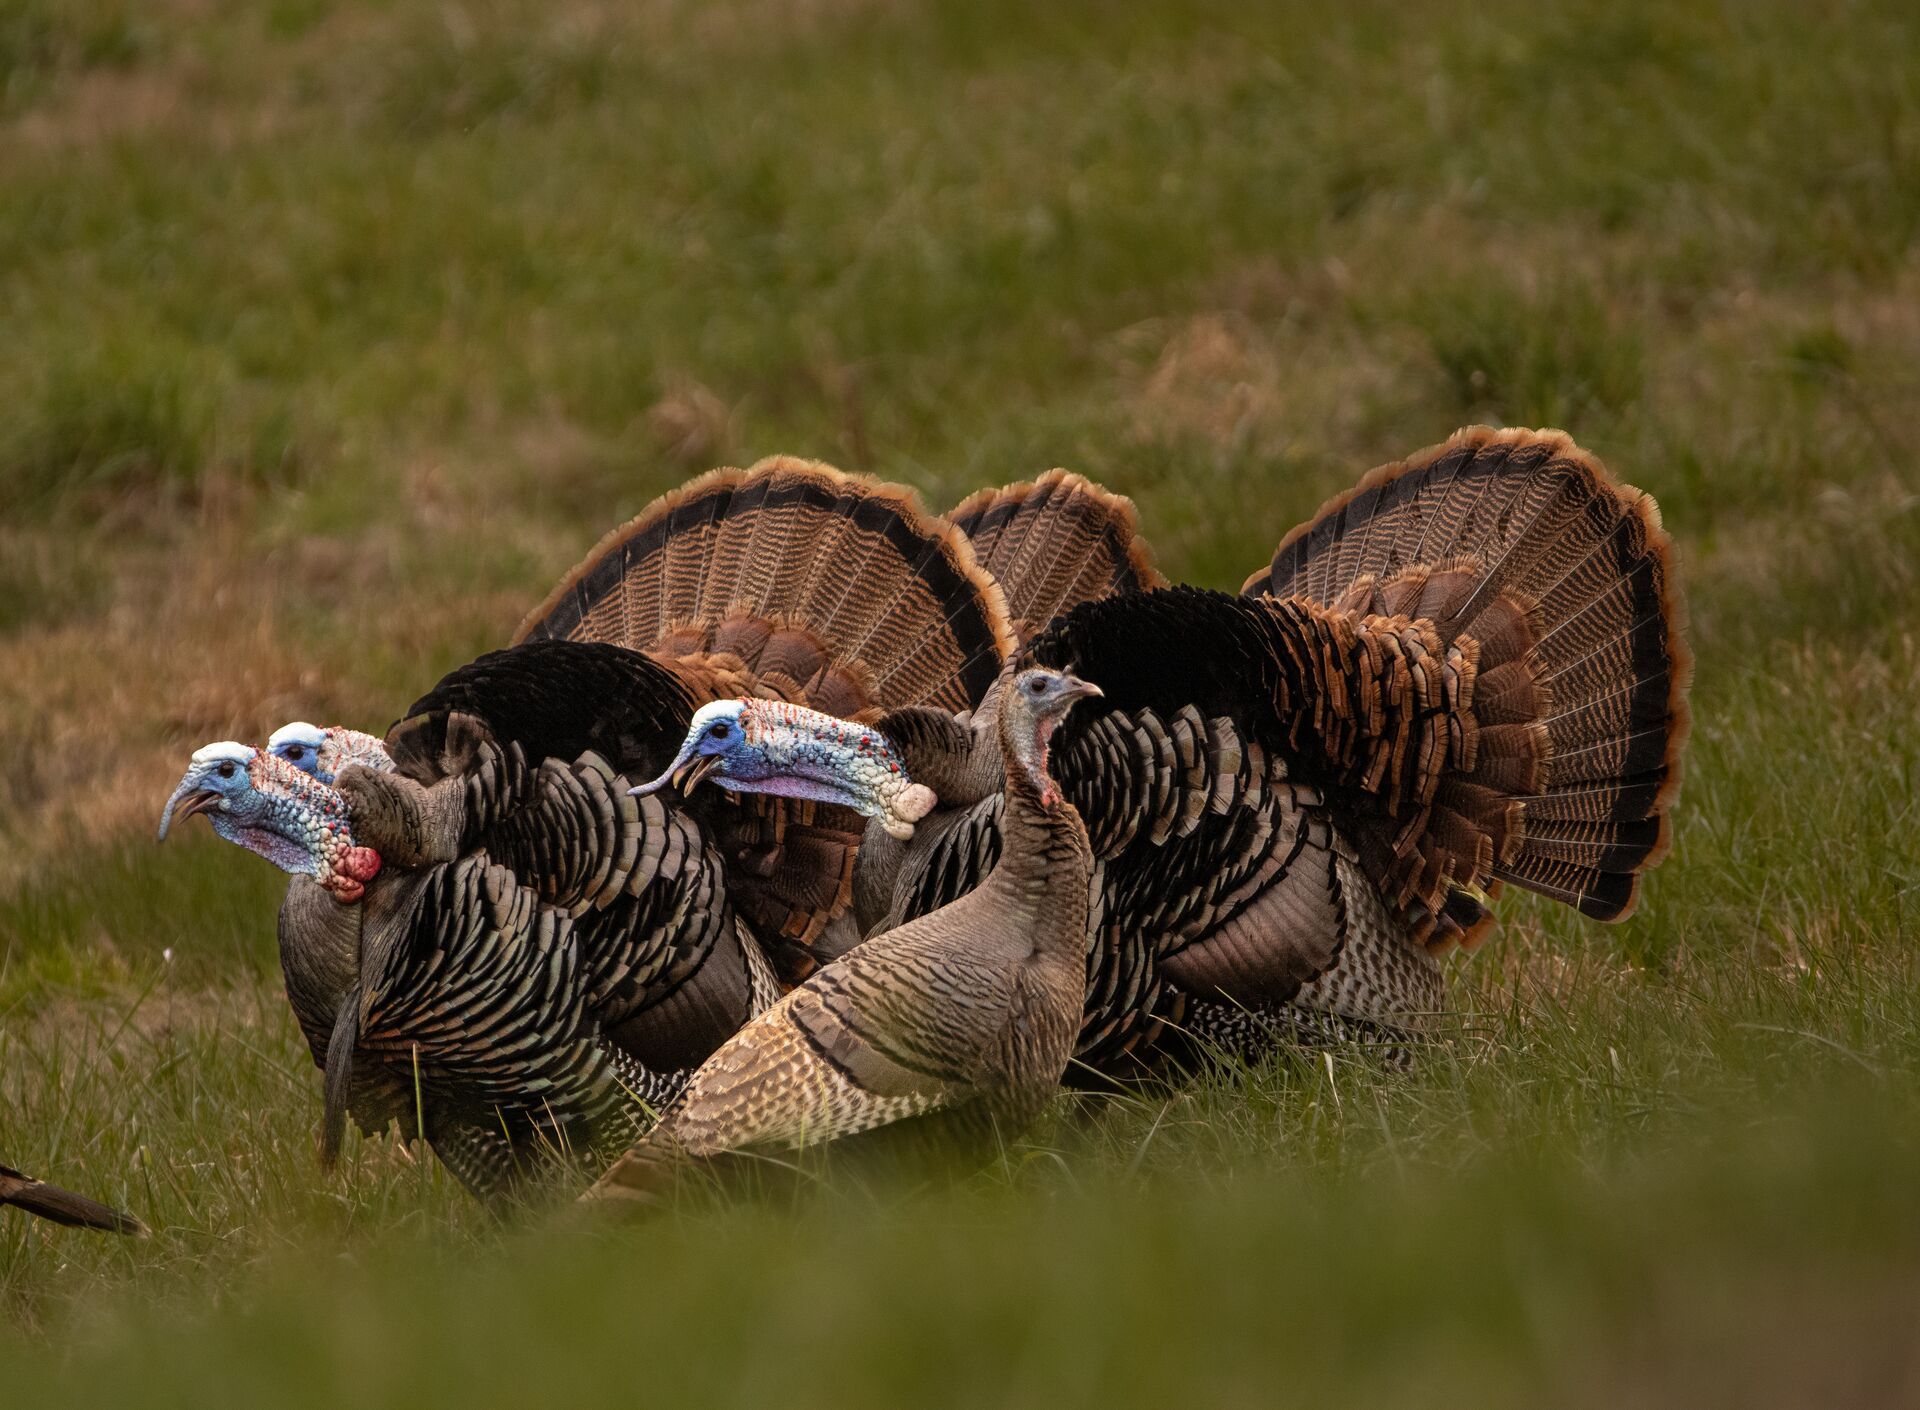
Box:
158;786;222;841
672;753;722;794
1058;678;1103;711
630;752;722;799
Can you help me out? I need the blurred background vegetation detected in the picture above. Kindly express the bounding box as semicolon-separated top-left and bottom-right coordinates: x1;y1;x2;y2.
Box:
2;0;1918;1403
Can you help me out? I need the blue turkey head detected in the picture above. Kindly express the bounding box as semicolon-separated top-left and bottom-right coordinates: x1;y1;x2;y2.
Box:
635;701;758;798
267;722;328;778
158;743;278;847
159;742;382;902
267;721;395;784
632;698;938;840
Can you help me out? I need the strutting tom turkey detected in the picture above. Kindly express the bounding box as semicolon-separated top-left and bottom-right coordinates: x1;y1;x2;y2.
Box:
510;456;1014;975
859;427;1691;1075
161;735;707;1201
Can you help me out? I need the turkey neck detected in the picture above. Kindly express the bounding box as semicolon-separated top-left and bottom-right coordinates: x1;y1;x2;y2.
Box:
985;701;1092;956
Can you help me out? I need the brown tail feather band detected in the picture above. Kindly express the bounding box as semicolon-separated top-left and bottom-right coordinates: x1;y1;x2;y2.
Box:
517;457;1014;715
1248;426;1690;943
951;470;1166;642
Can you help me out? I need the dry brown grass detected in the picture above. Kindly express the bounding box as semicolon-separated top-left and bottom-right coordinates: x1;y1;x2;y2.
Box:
0;466;548;884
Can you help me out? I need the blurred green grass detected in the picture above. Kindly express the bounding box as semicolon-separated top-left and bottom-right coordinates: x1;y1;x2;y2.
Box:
3;0;1920;1402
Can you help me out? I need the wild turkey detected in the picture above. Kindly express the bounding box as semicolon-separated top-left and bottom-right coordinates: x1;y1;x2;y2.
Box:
161;460;1013;1202
508;456;1014;976
585;667;1101;1206
850;427;1690;1073
0;1163;147;1236
941;466;1348;1055
160;736;686;1199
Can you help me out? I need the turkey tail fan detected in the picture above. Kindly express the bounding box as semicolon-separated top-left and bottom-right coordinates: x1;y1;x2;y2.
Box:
513;458;1013;960
517;457;1014;717
1245;425;1692;936
0;1164;148;1236
949;470;1167;642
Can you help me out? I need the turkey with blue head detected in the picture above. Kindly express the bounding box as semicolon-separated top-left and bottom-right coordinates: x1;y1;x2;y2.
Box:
159;741;381;900
160;458;1017;1205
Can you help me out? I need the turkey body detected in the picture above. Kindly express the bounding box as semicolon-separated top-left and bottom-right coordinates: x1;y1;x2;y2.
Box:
276;662;769;1202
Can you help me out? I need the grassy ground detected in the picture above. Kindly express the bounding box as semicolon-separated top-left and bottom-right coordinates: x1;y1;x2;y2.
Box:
3;0;1919;1402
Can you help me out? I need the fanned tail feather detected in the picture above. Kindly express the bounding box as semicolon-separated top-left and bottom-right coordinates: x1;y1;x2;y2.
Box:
950;470;1166;643
517;457;1014;715
1246;426;1691;938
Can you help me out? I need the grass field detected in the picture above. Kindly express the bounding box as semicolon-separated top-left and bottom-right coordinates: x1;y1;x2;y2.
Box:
3;0;1920;1402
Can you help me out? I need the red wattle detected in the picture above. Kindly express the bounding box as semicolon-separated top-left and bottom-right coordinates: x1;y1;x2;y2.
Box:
340;847;383;882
